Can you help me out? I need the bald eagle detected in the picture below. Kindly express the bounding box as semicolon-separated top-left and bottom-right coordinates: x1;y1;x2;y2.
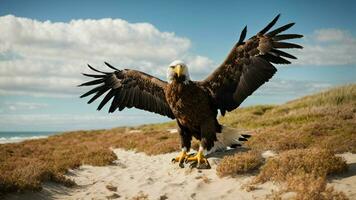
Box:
79;15;302;169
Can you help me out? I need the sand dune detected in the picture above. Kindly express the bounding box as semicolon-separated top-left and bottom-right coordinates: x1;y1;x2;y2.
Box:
331;153;356;199
5;149;356;200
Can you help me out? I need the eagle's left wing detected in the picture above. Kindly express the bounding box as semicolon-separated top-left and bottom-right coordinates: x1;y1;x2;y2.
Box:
198;14;303;115
79;62;175;119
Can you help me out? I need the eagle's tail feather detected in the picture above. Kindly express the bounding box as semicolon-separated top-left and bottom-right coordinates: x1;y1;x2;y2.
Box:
207;126;251;154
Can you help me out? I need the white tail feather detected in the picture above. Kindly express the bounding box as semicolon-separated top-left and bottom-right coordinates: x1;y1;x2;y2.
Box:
207;126;251;154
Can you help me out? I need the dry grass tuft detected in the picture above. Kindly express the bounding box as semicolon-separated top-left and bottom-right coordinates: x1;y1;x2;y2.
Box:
216;151;264;177
255;148;347;183
283;173;349;200
253;148;349;199
266;173;349;200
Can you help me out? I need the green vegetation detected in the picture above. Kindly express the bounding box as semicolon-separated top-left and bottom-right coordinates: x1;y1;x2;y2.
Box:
0;84;355;197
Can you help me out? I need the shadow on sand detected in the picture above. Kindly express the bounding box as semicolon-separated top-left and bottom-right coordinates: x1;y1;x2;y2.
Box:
331;162;356;180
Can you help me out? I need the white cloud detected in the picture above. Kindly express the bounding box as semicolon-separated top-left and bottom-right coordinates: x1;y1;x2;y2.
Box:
3;102;48;111
0;15;213;97
187;55;215;75
254;79;332;96
314;29;352;42
295;29;356;65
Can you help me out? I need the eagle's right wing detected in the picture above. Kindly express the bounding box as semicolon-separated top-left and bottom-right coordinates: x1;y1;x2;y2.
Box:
199;14;303;115
79;62;175;119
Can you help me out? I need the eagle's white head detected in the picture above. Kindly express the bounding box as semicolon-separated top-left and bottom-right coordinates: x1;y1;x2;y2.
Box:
167;60;190;84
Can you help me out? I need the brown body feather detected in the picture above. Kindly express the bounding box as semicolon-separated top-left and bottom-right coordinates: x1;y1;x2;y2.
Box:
79;14;302;151
166;80;219;150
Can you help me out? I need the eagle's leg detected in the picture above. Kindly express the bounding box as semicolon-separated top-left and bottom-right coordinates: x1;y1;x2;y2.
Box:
172;124;192;168
186;122;215;169
185;145;211;169
171;147;189;168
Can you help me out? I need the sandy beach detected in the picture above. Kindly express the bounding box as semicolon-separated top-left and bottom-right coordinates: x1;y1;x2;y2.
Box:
4;149;356;200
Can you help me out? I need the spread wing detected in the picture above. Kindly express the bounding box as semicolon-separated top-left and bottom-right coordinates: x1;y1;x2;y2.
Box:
79;62;175;119
199;14;303;115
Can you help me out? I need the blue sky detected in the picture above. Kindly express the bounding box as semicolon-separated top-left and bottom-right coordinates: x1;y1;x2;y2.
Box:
0;0;355;131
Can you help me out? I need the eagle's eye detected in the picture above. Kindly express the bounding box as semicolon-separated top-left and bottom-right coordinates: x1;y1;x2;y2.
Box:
170;66;175;69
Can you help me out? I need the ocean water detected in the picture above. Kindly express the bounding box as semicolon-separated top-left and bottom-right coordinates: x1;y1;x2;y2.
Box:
0;131;58;144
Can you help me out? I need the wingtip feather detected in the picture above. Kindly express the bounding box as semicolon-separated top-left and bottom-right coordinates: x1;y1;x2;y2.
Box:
87;64;108;74
259;14;281;34
267;23;295;36
104;62;119;71
238;26;247;44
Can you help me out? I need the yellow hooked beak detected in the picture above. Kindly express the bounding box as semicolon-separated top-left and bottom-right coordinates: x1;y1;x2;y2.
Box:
174;65;183;77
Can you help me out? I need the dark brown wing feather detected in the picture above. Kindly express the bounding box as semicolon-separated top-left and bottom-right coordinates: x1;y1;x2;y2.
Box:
199;14;303;115
79;62;175;119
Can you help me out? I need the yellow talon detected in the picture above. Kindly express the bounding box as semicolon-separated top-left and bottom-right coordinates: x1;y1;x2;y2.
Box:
186;151;211;169
172;150;188;168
